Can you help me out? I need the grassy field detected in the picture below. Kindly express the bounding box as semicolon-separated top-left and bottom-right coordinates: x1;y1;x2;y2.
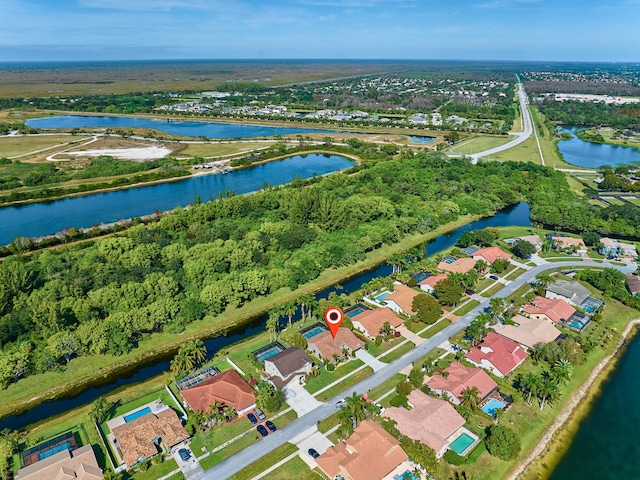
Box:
449;135;515;155
315;367;374;402
452;299;480;316
420;319;452;339
505;267;526;281
600;196;625;206
265;455;318;479
227;443;299;480
480;282;505;297
367;373;406;401
0;134;92;159
304;360;364;394
199;433;258;471
378;340;415;363
176;141;272;158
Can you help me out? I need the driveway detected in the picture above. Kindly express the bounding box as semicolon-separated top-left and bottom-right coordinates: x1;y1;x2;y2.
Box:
171;446;206;479
355;348;387;371
285;381;323;416
291;426;335;469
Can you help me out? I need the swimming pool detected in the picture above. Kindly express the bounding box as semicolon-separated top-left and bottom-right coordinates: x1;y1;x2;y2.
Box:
303;326;326;339
346;307;365;318
411;271;430;283
375;292;390;302
37;441;72;461
255;346;283;362
450;432;475;455
482;398;505;417
394;470;419;480
123;407;152;423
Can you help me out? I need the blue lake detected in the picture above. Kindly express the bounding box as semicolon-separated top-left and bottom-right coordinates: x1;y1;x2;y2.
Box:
0;154;354;245
25;115;341;139
557;127;640;168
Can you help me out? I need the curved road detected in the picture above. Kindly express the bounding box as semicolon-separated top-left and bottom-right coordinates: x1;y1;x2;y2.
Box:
203;260;634;479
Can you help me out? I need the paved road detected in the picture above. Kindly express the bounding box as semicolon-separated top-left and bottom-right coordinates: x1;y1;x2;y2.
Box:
470;80;533;163
203;260;633;479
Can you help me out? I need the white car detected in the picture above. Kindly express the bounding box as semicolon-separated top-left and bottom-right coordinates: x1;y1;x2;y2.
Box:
374;402;385;413
335;399;347;409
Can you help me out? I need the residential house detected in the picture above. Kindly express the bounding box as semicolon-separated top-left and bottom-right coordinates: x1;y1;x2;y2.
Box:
112;409;189;468
352;308;404;339
307;328;364;363
384;390;466;458
494;315;561;349
438;257;476;274
599;237;638;259
380;283;421;316
465;332;528;378
427;362;498;405
418;273;449;294
523;296;576;324
471;246;512;265
17;445;103;480
545;280;591;307
504;235;543;250
180;369;256;416
264;347;313;387
626;273;640;296
551;236;587;253
316;419;408;480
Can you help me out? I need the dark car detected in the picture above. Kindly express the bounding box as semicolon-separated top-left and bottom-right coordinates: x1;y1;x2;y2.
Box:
256;424;269;437
265;420;277;432
254;407;266;420
465;289;475;295
308;448;320;459
489;275;499;280
247;413;258;425
177;448;191;461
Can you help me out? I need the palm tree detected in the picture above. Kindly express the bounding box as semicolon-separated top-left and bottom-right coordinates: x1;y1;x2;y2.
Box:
388;253;405;274
222;406;237;422
170;350;190;374
102;469;123;480
297;294;314;323
460;386;481;411
489;297;505;321
266;309;280;341
283;301;297;329
529;343;547;365
186;339;207;366
521;372;541;405
535;273;553;289
90;396;110;424
343;392;373;431
552;359;573;386
537;371;559;410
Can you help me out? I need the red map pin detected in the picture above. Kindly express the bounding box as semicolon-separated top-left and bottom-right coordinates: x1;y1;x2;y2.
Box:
324;307;344;338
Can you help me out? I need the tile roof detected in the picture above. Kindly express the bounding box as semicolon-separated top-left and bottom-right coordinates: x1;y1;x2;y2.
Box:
384;284;421;315
384;390;465;455
438;257;476;274
494;315;561;349
472;247;512;264
551;236;586;249
427;362;497;401
112;409;189;467
627;273;640;295
180;369;255;414
524;296;576;323
465;332;528;377
307;328;364;360
17;445;103;480
510;235;542;247
316;420;407;480
265;347;312;378
352;308;403;337
418;273;449;290
545;280;590;306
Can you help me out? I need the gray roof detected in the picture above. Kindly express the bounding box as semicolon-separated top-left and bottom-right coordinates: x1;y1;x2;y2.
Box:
265;347;312;378
627;274;640;295
547;280;590;305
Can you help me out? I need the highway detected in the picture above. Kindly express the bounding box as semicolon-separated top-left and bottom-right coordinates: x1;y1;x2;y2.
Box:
202;260;634;479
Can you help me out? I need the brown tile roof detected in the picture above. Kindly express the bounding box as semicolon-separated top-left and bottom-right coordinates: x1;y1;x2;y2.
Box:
465;332;528;377
112;409;189;467
180;369;255;414
427;361;497;401
384;390;465;455
265;347;312;378
352;308;403;337
418;273;449;290
384;284;421;315
316;420;407;480
523;296;576;323
308;328;364;360
551;236;586;249
438;257;476;274
17;445;103;480
494;315;561;349
472;247;512;264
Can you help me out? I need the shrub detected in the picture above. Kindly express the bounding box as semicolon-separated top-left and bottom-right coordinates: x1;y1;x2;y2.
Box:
444;449;465;465
375;335;383;346
389;394;408;408
326;363;335;372
485;425;521;460
396;381;413;396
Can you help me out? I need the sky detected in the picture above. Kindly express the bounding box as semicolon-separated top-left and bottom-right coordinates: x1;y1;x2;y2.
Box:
1;0;639;62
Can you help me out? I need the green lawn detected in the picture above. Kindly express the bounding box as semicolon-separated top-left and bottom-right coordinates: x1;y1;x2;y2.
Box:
128;459;179;480
366;335;405;357
480;283;504;297
304;360;364;394
200;433;258;471
378;341;415;363
315;367;374;402
453;300;480;316
420;319;452;339
506;283;533;303
601;197;625;206
227;442;298;480
505;268;525;281
273;409;298;428
475;277;493;292
318;412;342;434
368;373;406;401
266;455;318;480
449;135;515;155
191;415;256;455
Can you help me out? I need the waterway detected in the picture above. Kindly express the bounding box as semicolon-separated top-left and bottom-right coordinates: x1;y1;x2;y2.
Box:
549;332;640;479
25;115;342;139
0;202;531;431
556;127;640;168
0;153;354;245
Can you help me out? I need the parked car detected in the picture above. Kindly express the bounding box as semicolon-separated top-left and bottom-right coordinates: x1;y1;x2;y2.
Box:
489;275;499;280
335;399;346;409
265;420;277;432
177;448;191;461
247;413;258;425
256;424;269;437
465;289;475;295
374;402;385;413
254;407;266;420
308;448;320;459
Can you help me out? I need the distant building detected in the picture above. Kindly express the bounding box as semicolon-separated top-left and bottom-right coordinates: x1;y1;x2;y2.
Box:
17;445;103;480
352;308;403;339
545;280;591;307
494;314;562;349
264;347;313;387
427;362;498;405
180;369;256;416
465;332;527;377
307;328;364;363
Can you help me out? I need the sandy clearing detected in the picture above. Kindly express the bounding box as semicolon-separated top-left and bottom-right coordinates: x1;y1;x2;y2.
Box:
58;146;172;161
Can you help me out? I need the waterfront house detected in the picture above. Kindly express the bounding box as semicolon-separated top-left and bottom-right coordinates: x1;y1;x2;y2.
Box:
17;445;103;480
465;332;527;378
307;328;364;363
380;283;421;316
437;257;476;275
626;273;640;296
523;296;576;324
504;235;543;250
418;273;449;294
264;347;313;387
471;246;512;265
493;315;562;349
550;236;587;254
316;419;408;480
427;362;498;405
180;369;256;416
545;280;590;307
351;308;403;339
599;237;638;259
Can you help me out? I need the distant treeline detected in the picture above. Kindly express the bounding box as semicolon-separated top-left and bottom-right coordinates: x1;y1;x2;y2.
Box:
535;99;640;130
525;80;640;96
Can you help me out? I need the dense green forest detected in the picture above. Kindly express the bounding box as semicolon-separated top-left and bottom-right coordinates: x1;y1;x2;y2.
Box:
535;99;640;130
1;149;639;389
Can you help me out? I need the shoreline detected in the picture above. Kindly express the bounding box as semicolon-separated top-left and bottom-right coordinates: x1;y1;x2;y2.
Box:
510;318;640;480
